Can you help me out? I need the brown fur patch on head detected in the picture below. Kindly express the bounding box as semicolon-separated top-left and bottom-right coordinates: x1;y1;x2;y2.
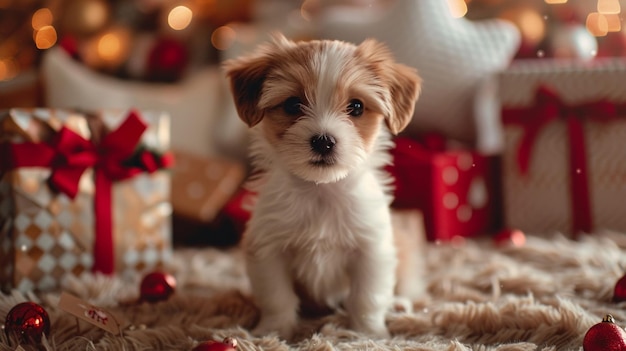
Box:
351;112;385;151
223;34;297;127
355;39;422;135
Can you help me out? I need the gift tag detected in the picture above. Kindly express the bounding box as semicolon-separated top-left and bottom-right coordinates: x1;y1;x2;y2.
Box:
58;292;122;335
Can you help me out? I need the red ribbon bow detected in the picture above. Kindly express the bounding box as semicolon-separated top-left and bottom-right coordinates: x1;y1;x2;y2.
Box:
49;127;98;198
2;110;171;274
502;85;618;235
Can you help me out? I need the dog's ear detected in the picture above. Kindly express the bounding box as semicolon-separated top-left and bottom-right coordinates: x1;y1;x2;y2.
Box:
223;55;271;127
384;63;421;135
356;39;422;135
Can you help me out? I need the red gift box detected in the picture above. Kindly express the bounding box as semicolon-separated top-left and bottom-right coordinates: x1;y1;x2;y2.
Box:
220;188;257;237
388;136;497;241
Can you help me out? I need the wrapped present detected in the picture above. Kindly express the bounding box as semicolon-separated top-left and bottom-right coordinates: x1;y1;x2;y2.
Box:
387;136;496;242
170;150;246;246
0;108;174;292
171;150;245;224
496;59;626;237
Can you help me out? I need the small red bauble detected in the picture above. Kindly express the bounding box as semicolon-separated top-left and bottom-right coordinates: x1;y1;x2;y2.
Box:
4;302;51;343
59;35;80;60
139;271;177;303
192;337;237;351
614;274;626;303
583;314;626;351
493;228;526;247
146;37;189;82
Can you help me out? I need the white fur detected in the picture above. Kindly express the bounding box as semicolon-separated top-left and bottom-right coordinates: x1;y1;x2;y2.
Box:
245;126;397;338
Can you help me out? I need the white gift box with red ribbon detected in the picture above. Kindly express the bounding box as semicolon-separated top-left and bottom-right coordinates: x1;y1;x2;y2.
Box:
476;59;626;237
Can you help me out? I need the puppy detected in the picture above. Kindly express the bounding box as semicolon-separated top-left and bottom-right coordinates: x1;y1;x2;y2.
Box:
224;33;422;339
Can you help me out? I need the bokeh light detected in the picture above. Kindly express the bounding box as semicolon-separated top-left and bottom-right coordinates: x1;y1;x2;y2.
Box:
501;7;546;46
604;13;622;32
34;25;57;49
586;12;609;36
448;0;468;18
168;5;193;30
211;25;236;51
31;8;53;30
597;0;620;14
545;0;567;4
98;33;122;61
0;58;18;81
82;27;132;69
82;0;109;33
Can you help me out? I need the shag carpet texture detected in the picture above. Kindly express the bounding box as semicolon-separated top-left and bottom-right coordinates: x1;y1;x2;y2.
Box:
1;232;626;351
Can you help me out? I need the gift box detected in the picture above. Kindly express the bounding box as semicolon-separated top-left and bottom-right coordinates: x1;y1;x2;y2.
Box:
0;108;173;292
496;59;626;236
171;150;245;223
170;150;246;246
388;136;496;242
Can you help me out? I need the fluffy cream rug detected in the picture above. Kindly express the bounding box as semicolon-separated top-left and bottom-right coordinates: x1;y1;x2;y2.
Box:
1;231;626;351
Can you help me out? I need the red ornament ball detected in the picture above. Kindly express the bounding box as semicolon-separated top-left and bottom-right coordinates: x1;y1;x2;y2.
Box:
583;314;626;351
59;35;80;60
614;274;626;303
192;338;237;351
493;228;526;247
139;271;177;303
4;302;51;343
146;37;189;82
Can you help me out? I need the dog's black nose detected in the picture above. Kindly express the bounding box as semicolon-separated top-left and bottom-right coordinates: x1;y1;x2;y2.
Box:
310;134;336;155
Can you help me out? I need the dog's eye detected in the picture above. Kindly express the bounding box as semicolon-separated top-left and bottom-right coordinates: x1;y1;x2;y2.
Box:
347;99;364;117
283;96;303;116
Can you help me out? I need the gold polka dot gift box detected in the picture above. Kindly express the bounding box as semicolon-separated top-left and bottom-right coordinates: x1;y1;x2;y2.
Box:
0;108;173;292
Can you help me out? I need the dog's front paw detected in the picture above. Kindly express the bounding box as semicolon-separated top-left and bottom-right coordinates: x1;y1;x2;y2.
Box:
252;314;297;340
392;296;414;313
352;322;390;339
349;314;390;339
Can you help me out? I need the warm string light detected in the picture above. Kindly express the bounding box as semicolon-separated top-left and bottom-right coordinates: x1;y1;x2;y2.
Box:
597;0;621;14
168;5;193;31
586;12;609;37
211;25;236;50
31;7;57;50
604;14;622;32
31;8;53;30
500;6;546;47
0;58;18;81
541;0;623;37
81;27;132;70
596;0;622;33
34;25;57;49
586;0;622;38
447;0;468;18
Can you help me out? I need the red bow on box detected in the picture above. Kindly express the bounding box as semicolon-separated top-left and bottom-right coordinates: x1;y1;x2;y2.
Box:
2;110;173;274
502;85;625;235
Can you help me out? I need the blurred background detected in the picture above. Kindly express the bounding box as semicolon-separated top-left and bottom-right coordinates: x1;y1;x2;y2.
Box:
2;0;625;106
2;0;626;246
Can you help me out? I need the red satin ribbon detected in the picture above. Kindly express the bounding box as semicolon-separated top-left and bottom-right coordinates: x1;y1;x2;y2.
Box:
502;86;618;235
1;110;170;274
